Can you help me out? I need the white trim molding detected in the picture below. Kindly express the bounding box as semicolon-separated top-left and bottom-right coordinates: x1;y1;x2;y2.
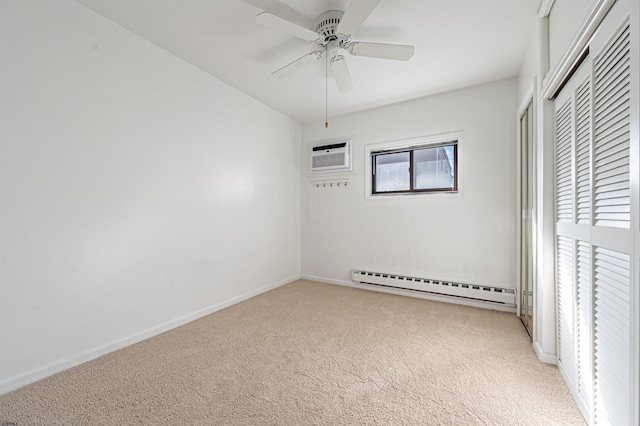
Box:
533;341;557;364
0;275;300;396
538;0;555;18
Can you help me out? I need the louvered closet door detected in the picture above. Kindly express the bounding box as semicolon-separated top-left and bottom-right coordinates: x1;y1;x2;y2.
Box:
590;18;632;426
553;12;634;425
554;60;589;403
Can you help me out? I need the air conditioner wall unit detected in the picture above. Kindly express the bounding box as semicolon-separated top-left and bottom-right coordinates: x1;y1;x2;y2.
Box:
311;139;351;172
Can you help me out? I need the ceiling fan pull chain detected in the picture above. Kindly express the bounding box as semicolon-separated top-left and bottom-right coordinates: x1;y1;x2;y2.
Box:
325;47;329;128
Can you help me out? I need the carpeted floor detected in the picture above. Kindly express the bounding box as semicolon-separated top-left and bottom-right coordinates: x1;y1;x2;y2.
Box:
1;280;584;425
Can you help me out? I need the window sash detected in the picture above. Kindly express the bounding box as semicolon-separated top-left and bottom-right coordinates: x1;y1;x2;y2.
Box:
372;141;457;194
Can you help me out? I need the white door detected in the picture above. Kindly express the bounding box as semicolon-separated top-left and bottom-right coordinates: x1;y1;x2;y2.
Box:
555;2;638;425
554;9;634;424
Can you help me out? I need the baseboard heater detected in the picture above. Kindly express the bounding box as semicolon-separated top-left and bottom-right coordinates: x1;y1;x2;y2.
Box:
352;270;516;306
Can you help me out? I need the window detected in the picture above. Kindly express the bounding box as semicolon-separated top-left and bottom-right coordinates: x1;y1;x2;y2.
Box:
371;141;457;194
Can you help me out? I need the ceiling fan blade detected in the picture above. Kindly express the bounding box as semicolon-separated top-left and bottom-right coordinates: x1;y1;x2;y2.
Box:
257;12;320;42
272;50;324;78
348;42;415;61
331;55;353;93
337;0;383;36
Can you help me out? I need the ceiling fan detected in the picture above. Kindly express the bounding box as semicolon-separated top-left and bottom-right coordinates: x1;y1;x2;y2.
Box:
257;0;415;93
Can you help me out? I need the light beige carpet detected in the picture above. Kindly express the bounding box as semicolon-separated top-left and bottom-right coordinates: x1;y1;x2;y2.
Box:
1;280;584;425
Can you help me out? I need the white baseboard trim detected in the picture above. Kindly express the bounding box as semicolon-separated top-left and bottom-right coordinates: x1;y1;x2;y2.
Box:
533;341;557;364
300;274;353;287
0;275;300;396
302;274;516;313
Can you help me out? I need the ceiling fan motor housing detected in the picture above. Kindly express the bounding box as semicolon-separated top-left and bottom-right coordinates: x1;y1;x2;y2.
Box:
314;10;347;46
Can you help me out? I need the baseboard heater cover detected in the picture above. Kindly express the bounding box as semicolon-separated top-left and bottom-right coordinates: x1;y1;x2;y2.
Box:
352;270;515;306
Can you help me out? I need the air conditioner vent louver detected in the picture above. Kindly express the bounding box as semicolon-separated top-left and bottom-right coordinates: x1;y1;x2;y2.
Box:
312;153;345;169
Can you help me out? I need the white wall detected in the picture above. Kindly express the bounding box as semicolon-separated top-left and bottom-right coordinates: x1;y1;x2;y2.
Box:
548;0;598;72
518;22;541;103
301;79;517;289
0;0;300;393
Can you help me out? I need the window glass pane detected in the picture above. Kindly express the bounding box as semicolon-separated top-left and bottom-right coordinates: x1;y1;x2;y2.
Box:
413;145;456;190
375;152;410;192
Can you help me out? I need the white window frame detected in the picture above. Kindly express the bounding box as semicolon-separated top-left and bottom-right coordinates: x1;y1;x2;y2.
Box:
364;131;463;200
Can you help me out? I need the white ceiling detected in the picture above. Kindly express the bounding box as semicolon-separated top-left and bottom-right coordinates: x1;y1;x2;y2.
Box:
76;0;540;124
